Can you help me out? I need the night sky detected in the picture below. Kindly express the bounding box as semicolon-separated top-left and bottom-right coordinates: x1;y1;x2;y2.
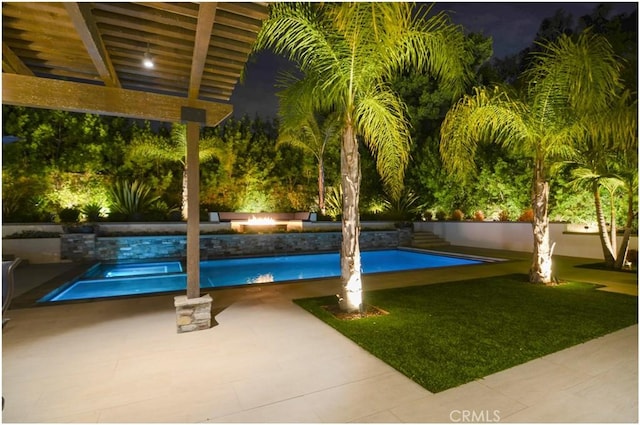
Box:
230;2;637;119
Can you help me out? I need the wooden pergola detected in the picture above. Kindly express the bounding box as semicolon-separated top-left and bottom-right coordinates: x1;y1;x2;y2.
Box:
2;2;270;327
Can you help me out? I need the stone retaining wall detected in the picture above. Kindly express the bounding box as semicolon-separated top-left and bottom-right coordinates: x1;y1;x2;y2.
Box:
61;229;412;262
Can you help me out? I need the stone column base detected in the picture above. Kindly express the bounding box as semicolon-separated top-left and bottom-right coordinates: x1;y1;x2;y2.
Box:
174;293;212;333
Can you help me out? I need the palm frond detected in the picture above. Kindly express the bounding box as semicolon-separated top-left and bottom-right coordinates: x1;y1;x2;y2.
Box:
395;7;471;95
277;78;327;159
128;133;181;163
526;30;623;116
254;3;341;77
542;120;582;160
198;135;228;163
440;86;529;179
355;85;411;199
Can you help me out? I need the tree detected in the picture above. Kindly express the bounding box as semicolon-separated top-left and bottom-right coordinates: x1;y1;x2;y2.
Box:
276;81;341;214
393;33;500;215
440;31;622;284
568;91;638;269
253;2;470;311
127;123;226;219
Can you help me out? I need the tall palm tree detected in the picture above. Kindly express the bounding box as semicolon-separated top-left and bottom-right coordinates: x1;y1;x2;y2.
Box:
276;80;341;215
128;123;227;219
569;91;637;269
253;2;470;312
441;31;622;284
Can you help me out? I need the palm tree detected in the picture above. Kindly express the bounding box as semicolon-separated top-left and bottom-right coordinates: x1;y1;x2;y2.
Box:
128;123;228;219
253;2;470;312
569;91;637;269
440;31;622;284
276;80;341;215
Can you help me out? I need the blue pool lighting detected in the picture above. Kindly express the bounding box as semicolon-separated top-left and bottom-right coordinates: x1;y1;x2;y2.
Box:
39;249;491;303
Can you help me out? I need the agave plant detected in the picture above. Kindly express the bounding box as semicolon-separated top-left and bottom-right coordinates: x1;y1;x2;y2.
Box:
382;190;423;221
81;203;104;222
107;180;160;221
323;185;343;221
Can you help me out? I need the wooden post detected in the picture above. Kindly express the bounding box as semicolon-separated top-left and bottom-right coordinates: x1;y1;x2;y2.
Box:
183;108;205;299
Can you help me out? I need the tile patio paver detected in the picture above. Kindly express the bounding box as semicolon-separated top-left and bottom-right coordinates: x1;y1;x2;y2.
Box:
2;249;637;423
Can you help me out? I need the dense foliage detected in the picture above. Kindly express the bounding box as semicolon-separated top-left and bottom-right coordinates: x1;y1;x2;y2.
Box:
1;5;636;229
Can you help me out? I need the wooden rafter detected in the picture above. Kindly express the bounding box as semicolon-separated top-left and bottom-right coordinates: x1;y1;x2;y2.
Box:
189;3;217;99
2;43;34;76
2;2;269;103
64;2;120;88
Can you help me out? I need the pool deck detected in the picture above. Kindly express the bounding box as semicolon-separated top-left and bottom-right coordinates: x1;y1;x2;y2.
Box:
2;247;637;423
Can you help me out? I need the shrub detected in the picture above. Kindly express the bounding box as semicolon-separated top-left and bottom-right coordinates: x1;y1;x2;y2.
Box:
435;210;446;221
498;210;510;222
473;210;485;221
451;209;464;221
58;207;80;223
518;208;534;222
423;210;433;221
145;200;181;221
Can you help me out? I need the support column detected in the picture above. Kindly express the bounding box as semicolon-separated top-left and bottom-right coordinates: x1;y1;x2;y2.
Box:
175;106;211;333
185;120;201;299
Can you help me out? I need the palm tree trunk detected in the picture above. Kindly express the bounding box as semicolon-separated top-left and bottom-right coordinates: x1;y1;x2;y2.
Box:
318;157;326;215
182;168;188;220
529;160;553;284
610;193;617;255
594;182;616;267
338;123;363;313
614;188;635;269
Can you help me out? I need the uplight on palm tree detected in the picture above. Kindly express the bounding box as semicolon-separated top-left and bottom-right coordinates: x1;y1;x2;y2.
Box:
253;2;470;311
441;30;622;284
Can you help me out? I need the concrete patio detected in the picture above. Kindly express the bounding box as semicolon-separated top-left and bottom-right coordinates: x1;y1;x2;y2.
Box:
2;248;637;423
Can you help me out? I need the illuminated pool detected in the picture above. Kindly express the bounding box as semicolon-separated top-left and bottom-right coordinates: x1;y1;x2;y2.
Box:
39;249;492;303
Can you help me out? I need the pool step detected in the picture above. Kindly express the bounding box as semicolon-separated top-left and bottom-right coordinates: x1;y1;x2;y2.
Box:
410;231;450;249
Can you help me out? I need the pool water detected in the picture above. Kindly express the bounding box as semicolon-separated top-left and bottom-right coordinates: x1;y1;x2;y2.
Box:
39;249;487;303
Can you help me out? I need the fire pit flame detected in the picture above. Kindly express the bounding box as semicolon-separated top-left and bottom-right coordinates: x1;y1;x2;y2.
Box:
246;216;276;226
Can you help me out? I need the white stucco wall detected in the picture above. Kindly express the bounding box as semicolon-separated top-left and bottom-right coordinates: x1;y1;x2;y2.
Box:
2;238;63;264
415;221;638;260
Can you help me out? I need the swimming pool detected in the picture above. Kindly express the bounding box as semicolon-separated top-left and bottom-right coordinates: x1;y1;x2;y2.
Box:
39;249;491;303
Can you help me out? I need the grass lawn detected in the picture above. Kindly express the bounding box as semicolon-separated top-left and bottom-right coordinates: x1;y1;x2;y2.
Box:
294;274;637;393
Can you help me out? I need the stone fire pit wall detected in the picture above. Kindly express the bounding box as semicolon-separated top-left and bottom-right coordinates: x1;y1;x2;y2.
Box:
61;229;412;262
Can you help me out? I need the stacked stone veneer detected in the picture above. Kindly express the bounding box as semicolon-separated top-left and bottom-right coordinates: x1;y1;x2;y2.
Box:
61;234;96;260
61;229;412;262
174;294;212;333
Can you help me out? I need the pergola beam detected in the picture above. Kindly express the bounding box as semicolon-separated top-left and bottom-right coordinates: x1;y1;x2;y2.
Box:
3;73;232;126
189;3;217;99
65;2;121;88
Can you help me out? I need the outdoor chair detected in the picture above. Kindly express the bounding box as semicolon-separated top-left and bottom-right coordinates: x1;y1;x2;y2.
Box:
3;258;21;328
